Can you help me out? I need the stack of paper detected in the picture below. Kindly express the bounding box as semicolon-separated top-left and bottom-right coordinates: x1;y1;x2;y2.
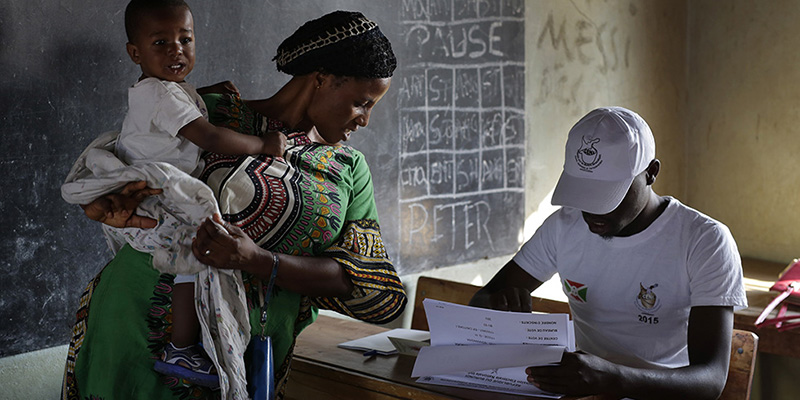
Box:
411;299;574;398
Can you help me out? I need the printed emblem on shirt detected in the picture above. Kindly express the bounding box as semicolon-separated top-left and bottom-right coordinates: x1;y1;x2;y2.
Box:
563;279;587;302
635;282;662;325
635;283;661;311
575;136;602;172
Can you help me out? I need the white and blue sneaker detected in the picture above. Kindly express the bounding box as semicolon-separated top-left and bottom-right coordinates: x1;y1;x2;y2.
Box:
154;342;220;389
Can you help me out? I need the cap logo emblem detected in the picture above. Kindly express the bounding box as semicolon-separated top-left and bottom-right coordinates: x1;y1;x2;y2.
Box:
575;136;602;172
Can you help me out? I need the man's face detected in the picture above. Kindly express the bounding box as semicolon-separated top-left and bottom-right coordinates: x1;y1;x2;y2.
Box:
581;170;651;239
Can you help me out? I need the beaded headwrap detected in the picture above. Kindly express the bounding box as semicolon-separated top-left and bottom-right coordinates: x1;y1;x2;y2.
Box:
274;11;397;79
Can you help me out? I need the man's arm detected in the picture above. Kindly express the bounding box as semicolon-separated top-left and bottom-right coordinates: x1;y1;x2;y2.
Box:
528;305;733;400
469;260;545;312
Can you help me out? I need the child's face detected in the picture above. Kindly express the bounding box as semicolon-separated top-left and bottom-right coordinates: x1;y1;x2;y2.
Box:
126;6;195;82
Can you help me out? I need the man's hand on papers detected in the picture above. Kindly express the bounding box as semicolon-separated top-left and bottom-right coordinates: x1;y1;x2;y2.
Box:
526;350;620;397
415;299;574;398
468;260;543;312
469;286;533;312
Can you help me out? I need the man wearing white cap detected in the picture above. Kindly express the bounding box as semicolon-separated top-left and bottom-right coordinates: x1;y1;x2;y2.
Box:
471;107;747;399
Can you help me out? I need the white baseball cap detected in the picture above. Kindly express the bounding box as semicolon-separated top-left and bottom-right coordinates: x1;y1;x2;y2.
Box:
551;107;655;215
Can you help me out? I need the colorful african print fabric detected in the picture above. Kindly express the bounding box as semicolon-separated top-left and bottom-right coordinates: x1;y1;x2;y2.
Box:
62;93;407;399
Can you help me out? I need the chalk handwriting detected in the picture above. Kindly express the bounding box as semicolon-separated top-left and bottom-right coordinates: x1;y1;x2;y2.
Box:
397;0;525;263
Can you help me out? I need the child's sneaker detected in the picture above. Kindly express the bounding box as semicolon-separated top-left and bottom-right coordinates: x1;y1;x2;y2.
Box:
154;342;219;389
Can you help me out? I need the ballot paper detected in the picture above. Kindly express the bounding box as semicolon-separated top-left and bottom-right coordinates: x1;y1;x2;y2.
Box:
412;299;574;398
338;328;430;356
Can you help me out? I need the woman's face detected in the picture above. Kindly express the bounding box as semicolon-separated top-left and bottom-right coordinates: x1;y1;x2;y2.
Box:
308;76;391;145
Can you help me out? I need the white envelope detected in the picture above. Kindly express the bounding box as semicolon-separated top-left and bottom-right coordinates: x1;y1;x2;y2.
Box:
338;328;430;355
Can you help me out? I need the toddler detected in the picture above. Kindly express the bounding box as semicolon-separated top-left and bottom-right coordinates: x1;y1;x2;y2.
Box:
84;0;285;388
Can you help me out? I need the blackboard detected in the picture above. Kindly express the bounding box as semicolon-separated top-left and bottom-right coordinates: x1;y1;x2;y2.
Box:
0;0;525;356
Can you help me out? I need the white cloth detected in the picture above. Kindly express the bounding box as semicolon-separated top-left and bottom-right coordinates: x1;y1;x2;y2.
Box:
61;131;250;400
116;78;206;176
513;197;747;369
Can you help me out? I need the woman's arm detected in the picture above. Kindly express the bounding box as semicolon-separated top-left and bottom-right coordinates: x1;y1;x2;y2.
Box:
304;151;407;323
192;214;353;298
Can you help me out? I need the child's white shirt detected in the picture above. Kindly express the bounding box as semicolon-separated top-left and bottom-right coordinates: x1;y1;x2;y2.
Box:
115;77;207;176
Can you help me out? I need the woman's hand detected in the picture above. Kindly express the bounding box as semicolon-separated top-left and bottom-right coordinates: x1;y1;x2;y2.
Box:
192;214;267;272
81;181;162;228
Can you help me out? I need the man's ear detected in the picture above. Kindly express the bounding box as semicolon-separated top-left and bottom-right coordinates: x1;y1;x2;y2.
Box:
645;159;660;186
126;42;141;64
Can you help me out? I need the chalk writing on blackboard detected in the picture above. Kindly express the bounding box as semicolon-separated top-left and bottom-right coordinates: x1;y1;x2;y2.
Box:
395;0;525;270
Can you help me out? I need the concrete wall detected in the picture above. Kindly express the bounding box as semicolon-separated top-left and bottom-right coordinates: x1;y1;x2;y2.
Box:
0;346;67;399
687;1;800;398
688;0;800;263
524;0;688;215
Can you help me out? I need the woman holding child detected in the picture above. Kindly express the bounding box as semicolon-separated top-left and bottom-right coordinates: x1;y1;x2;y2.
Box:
62;5;406;400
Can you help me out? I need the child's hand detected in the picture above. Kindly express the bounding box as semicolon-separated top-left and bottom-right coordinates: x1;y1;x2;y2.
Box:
261;131;287;157
196;80;240;96
81;181;163;229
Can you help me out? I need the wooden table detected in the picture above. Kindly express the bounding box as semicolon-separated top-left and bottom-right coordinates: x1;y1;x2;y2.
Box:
285;315;603;400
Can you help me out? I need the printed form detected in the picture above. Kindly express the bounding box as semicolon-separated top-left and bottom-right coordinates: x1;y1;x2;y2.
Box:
412;299;574;398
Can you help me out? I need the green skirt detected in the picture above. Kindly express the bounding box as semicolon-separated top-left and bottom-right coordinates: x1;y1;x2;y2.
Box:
62;245;316;400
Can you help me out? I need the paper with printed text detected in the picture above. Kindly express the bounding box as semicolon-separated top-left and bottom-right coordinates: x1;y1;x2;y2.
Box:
413;299;574;398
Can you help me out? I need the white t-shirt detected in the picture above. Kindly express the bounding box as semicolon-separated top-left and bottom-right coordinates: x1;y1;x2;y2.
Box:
116;78;207;176
513;197;747;369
